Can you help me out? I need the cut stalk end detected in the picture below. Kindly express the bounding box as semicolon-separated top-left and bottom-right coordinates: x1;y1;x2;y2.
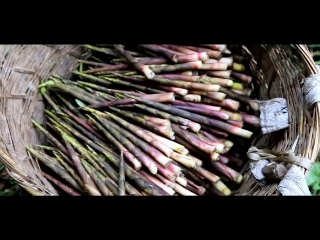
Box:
227;80;234;87
249;100;260;111
176;177;187;187
181;148;189;155
141;65;155;79
149;165;158;175
198;52;209;62
236;174;243;184
232;63;245;72
210;152;220;161
232;82;244;90
213;180;231;196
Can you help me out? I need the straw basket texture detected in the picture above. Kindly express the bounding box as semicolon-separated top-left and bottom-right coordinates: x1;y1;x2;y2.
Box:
233;44;320;196
0;45;89;196
0;44;318;196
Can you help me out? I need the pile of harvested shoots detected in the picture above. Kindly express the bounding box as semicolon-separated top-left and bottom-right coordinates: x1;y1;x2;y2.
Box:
26;44;261;196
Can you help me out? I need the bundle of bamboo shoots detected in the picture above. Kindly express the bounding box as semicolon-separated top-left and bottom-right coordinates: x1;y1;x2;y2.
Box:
26;44;260;196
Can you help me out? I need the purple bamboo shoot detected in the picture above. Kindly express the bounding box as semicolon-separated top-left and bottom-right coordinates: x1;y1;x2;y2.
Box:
177;94;201;102
200;62;228;71
181;45;222;59
140;170;175;195
192;165;220;183
106;112;173;157
219;109;242;121
188;154;203;167
161;44;196;54
156;74;200;82
170;152;196;168
240;112;261;128
231;71;253;84
167;163;183;177
206;70;231;79
156;85;188;96
189;90;226;102
84;92;175;109
143;130;188;155
133;103;201;133
198;75;233;87
113;44;155;79
211;161;243;184
200;125;228;138
198;44;227;52
172;100;221;111
172;105;229;121
201;97;240;111
171;123;215;155
91;112;172;168
226;119;244;128
110;107;175;139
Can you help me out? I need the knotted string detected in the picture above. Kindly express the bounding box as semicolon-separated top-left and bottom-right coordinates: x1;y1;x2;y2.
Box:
246;136;313;195
247;147;313;171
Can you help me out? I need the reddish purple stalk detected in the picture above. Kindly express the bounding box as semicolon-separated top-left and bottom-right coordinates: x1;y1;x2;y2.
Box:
231;71;253;84
174;52;209;63
156;85;188;96
139;44;182;62
172;100;221;111
201;97;240;111
198;44;227;52
226;119;244;128
172;105;229;121
192;165;220;183
177;94;201;102
171;123;215;155
185;178;206;195
199;130;221;143
200;125;228;138
154;161;177;182
181;45;222;59
195;133;227;154
83;63;129;74
161;44;196;54
167;163;183;177
199;75;233;87
61;108;106;141
222;153;244;167
219;87;260;111
206;70;231;79
137;57;169;65
200;62;228;71
240;111;261;128
114;44;155;79
156;74;200;82
84;92;175;109
211;161;243;184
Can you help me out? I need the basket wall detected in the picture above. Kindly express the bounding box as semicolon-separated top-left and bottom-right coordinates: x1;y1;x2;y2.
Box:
0;45;89;196
235;44;320;196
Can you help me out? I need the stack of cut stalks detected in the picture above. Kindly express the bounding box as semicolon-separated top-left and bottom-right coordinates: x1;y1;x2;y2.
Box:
27;44;261;196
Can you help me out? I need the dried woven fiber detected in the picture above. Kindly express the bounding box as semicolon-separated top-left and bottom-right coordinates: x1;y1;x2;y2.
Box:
234;45;320;196
0;45;89;196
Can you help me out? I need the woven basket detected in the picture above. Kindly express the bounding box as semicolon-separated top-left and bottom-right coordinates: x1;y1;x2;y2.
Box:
0;45;89;196
234;44;320;196
0;44;318;196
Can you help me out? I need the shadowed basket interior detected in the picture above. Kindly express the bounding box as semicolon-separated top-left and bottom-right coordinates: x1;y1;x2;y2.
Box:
0;44;318;196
